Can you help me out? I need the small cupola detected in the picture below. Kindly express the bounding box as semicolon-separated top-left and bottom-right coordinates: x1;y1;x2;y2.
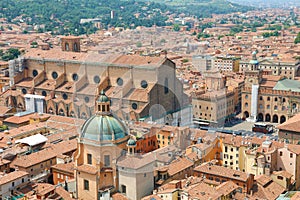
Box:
127;137;136;155
96;90;110;113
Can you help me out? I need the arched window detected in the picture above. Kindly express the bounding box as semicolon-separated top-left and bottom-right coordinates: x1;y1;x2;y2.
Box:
59;109;65;116
65;43;69;51
164;78;169;94
74;43;78;52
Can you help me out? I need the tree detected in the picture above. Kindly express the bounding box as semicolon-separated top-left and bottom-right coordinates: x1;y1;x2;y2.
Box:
1;48;21;61
295;32;300;44
31;41;38;48
173;24;180;32
197;32;210;39
136;41;142;48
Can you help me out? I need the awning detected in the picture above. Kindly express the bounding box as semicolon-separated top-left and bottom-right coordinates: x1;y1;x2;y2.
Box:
193;121;210;125
15;134;48;146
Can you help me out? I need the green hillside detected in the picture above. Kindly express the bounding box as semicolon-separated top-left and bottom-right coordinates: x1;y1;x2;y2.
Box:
0;0;253;35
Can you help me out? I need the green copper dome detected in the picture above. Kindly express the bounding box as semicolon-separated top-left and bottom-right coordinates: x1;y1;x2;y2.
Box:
127;138;136;146
97;90;109;103
81;114;128;142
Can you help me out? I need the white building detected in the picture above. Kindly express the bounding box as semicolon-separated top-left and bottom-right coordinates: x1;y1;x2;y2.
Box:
0;171;29;199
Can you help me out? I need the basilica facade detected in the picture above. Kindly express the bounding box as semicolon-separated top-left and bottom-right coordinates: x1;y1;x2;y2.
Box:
2;36;191;126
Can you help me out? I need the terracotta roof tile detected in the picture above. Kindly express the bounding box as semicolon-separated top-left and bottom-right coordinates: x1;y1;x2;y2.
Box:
112;193;129;200
55;186;74;200
255;174;272;187
168;157;194;176
273;170;293;179
35;183;55;196
4;112;36;124
12;139;77;168
287;144;300;155
277;112;300;132
0;171;28;185
194;163;250;182
291;192;300;200
76;164;98;175
51;162;75;175
141;194;162;200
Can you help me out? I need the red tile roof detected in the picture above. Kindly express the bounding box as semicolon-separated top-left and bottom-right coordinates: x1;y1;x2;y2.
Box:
0;171;28;185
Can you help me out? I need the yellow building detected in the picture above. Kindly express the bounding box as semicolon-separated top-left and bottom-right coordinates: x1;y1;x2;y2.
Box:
186;133;222;165
213;56;240;72
220;134;252;171
156;126;175;148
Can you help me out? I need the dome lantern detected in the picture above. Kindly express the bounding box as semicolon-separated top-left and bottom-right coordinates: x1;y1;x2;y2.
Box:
96;90;110;113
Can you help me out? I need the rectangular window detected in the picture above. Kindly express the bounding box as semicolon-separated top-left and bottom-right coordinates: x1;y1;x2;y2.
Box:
87;153;92;165
104;155;110;167
290;153;293;158
84;180;89;191
278;176;283;180
57;173;60;178
225;147;228;152
280;151;283;156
